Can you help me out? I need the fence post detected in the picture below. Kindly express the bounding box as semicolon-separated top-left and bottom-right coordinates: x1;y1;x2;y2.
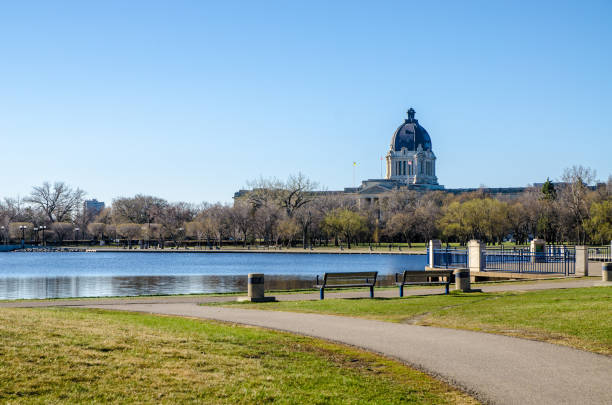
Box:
468;240;484;275
428;239;441;268
575;246;588;276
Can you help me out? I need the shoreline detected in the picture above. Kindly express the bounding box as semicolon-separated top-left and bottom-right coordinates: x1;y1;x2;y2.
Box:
11;247;427;255
92;248;426;255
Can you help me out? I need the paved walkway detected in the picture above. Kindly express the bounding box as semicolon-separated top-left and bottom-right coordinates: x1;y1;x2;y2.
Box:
3;278;611;404
87;302;612;405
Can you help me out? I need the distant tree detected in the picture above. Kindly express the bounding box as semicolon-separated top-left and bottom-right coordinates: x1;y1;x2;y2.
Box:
386;212;419;247
322;209;367;249
559;165;597;243
51;222;74;245
26;181;85;223
184;221;205;247
276;217;300;247
8;222;33;243
247;173;318;218
141;223;162;248
111;195;167;224
541;178;557;201
116;223;142;249
87;222;107;241
158;202;196;248
229;202;253;247
584;200;612;244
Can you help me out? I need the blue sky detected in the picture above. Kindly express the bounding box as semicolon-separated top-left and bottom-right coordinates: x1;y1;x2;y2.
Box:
1;1;610;204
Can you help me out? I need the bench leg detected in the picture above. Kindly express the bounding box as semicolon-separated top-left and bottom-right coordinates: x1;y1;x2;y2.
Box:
320;288;324;300
370;286;374;298
399;285;404;297
445;283;449;295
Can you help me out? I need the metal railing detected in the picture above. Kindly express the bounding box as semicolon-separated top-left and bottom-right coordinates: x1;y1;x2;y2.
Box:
588;246;611;261
430;247;468;269
484;250;575;275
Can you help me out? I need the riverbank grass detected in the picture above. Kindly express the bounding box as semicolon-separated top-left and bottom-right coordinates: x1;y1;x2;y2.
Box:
0;307;476;404
223;287;612;355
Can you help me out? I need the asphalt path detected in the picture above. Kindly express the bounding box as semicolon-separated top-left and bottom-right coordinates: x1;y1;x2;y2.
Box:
85;301;612;405
3;278;611;404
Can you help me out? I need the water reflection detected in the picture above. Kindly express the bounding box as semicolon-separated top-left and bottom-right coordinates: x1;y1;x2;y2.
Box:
0;252;425;299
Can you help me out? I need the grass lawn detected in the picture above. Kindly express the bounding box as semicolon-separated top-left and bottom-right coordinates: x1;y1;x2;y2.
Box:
220;287;612;355
0;308;476;404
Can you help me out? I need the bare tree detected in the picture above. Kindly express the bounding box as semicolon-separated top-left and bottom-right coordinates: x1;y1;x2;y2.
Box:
158;202;196;247
116;223;142;249
26;182;85;223
87;222;107;241
559;165;597;243
230;201;253;246
111;195;168;224
51;222;74;245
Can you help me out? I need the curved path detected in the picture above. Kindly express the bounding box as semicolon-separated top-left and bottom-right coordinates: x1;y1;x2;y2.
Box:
85;301;612;405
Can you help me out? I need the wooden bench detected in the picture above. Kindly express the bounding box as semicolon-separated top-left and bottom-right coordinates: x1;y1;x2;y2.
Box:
315;271;378;300
395;270;453;297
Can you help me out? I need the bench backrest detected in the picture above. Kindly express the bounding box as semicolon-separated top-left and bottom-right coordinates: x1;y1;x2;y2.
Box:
397;270;453;283
321;271;378;287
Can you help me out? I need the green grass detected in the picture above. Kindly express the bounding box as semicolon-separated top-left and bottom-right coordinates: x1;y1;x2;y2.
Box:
219;287;612;355
0;307;477;404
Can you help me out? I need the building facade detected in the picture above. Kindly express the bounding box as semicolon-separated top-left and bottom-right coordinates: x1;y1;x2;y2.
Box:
233;107;557;205
386;108;439;186
84;199;105;217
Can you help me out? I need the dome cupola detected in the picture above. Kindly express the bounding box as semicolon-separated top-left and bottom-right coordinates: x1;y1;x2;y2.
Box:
390;108;432;151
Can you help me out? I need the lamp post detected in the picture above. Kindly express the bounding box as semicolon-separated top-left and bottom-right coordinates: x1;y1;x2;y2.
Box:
19;225;28;249
0;226;5;245
178;227;184;249
33;227;39;246
40;225;47;247
74;227;80;246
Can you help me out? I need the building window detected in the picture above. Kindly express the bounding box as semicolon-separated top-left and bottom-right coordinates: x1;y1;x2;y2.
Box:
402;161;406;176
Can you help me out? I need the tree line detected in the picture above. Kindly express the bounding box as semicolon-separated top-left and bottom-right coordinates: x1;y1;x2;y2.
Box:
0;167;610;248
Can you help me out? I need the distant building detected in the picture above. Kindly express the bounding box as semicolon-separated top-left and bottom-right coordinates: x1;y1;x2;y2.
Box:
84;199;105;217
233;108;601;205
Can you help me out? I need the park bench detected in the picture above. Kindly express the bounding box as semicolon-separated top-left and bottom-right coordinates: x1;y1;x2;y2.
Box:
395;270;453;297
315;271;378;300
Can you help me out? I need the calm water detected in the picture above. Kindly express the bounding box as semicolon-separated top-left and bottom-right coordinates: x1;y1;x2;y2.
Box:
0;252;426;299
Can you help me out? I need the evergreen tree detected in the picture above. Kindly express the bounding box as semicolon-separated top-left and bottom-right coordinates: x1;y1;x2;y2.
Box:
541;178;557;200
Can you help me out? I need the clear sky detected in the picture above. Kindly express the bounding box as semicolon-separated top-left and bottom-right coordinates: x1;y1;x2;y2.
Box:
1;1;610;204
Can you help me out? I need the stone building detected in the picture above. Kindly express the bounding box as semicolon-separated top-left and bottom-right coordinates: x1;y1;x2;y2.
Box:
386;108;439;186
233;108;545;205
349;108;443;208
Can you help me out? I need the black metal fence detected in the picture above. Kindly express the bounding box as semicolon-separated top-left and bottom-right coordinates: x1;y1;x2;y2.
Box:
588;246;611;261
484;250;575;275
430;248;468;269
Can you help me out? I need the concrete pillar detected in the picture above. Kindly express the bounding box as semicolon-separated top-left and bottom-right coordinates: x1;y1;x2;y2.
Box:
575;246;589;276
428;239;441;268
237;273;275;302
454;268;471;292
530;239;546;263
468;240;484;273
602;263;612;282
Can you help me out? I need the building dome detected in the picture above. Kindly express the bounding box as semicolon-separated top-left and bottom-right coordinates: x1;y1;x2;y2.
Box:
390;108;432;151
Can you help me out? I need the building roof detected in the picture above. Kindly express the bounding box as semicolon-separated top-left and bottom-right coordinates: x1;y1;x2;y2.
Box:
390;108;432;152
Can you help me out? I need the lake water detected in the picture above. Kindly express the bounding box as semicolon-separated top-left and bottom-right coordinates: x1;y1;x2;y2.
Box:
0;252;426;299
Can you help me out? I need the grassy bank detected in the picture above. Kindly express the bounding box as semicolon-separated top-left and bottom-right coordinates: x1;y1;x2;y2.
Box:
222;287;612;355
0;307;476;404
